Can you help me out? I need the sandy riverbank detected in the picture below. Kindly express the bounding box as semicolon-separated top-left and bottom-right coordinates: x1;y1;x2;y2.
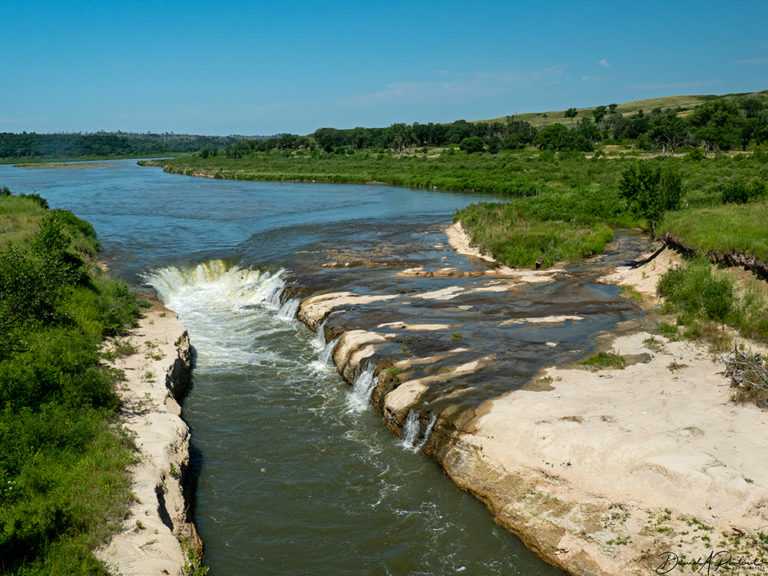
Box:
96;298;200;576
441;223;768;574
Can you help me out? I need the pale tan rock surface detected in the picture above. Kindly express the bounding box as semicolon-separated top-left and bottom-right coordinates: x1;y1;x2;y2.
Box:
96;302;199;576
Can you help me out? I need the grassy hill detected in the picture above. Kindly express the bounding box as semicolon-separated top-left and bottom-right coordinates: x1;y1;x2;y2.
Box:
479;90;768;128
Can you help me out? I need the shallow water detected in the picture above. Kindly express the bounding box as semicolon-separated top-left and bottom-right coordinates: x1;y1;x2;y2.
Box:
1;161;573;574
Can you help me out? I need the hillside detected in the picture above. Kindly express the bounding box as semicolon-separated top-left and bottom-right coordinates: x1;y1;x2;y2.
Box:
479;90;768;128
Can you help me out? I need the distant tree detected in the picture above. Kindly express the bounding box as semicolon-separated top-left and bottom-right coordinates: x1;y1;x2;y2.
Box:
534;123;571;150
650;110;688;154
533;123;592;152
486;136;501;154
385;123;413;153
592;105;608;124
446;120;475;143
564;107;578;119
608;103;618;113
690;100;743;152
459;136;485;153
741;97;764;119
619;163;682;238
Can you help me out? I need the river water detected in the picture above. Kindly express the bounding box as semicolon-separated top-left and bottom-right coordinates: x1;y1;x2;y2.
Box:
0;160;588;575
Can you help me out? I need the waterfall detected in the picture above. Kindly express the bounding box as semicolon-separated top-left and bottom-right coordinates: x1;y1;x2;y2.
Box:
309;320;339;372
401;409;436;453
277;298;299;320
347;363;378;412
311;319;327;351
144;259;287;311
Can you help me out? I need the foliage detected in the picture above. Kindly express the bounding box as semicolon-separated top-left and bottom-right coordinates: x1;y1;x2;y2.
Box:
721;180;766;204
0;191;140;575
619;162;682;238
657;258;768;345
459;136;484;154
658;259;734;325
0;132;243;163
579;351;627;370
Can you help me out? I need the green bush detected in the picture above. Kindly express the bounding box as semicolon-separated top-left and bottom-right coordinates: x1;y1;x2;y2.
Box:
657;259;734;325
721;180;766;204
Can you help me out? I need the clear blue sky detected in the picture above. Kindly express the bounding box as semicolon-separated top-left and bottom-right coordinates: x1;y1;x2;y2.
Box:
2;0;766;135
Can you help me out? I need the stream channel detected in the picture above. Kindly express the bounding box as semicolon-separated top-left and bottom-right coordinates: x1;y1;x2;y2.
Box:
0;160;652;575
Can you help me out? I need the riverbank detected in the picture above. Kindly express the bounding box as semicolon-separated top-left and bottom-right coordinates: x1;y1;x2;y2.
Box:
96;296;202;576
296;222;768;575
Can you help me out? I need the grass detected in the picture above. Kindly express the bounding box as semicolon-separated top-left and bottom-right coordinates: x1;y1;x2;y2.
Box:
658;257;768;346
659;202;768;261
479;90;768;128
456;202;615;268
579;350;627;370
0;192;141;575
0;194;48;246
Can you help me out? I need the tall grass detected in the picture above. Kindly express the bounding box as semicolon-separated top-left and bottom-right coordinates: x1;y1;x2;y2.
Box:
0;193;140;575
659;202;768;261
455;201;615;268
658;258;768;345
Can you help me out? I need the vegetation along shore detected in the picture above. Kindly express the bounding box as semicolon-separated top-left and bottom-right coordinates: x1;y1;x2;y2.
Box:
0;188;202;575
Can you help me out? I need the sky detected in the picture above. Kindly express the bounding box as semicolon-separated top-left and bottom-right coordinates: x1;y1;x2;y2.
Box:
2;0;767;136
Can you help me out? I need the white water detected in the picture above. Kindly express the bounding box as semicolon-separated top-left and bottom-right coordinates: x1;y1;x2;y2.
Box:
310;320;339;372
402;409;437;453
143;260;295;370
347;363;378;412
141;258;558;575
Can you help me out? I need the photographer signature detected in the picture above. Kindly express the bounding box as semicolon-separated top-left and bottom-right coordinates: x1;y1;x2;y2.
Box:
656;550;766;574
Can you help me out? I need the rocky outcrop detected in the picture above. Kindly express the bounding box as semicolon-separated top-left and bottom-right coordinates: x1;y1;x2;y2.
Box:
96;304;201;576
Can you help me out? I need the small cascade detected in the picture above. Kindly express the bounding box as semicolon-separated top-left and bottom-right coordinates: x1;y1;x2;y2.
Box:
311;320;327;351
277;298;299;320
319;337;339;366
401;409;437;453
309;320;339;372
347;363;378;412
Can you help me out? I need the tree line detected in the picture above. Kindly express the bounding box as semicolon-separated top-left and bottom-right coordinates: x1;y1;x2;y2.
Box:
0;132;247;161
217;94;768;158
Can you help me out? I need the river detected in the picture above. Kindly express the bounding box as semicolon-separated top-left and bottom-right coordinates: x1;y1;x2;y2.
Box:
0;160;587;575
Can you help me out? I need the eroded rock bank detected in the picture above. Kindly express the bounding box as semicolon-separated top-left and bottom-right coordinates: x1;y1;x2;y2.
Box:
294;223;768;575
96;298;201;576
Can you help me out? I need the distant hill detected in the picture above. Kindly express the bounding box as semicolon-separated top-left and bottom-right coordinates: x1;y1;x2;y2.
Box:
478;90;768;127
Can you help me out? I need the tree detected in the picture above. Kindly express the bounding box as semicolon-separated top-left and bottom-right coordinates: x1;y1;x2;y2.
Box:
384;123;413;153
564;107;578;119
592;105;608;124
619;163;682;238
650;110;688;154
459;136;484;154
690;100;743;152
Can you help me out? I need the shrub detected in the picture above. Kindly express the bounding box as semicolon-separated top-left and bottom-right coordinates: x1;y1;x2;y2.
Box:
459;136;484;154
